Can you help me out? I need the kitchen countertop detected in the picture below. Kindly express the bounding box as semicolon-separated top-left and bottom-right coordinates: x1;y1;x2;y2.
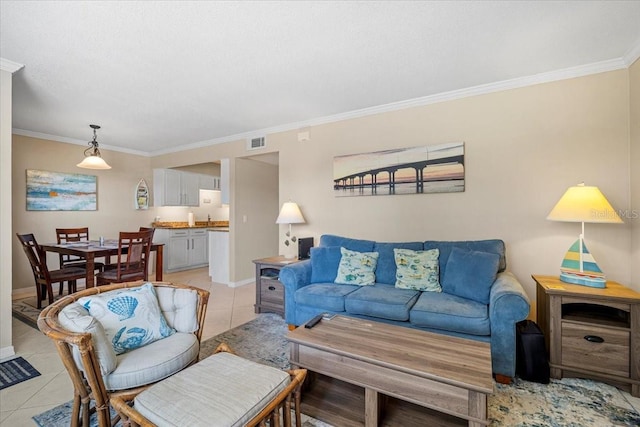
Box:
152;221;229;229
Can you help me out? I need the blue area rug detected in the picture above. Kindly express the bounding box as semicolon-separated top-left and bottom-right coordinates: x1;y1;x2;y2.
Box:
33;314;640;426
0;356;41;390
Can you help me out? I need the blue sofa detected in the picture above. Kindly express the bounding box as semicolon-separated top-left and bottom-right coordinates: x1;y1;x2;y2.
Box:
279;234;531;379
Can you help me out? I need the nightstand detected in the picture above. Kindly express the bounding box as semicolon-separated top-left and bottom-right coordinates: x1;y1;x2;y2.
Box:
253;256;300;316
533;275;640;397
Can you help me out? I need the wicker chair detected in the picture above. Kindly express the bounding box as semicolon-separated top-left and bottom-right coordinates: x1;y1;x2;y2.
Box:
37;281;209;427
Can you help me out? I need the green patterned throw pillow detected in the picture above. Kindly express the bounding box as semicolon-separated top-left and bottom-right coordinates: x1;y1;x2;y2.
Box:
394;248;441;292
334;247;379;286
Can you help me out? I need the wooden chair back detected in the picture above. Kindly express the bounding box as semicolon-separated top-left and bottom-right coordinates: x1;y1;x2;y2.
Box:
37;281;210;427
17;233;51;285
16;233;86;308
97;230;153;285
56;227;89;268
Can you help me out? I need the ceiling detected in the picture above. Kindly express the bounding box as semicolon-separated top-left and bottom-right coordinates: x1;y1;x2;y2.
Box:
2;1;640;156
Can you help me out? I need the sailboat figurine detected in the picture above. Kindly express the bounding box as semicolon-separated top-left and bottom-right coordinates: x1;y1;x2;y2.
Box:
559;239;606;288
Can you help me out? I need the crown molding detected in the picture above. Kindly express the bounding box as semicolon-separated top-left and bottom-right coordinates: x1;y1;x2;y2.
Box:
0;58;25;73
151;57;630;156
12;128;151;157
623;36;640;67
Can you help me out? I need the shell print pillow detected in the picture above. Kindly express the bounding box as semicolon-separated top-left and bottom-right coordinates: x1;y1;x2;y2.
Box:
78;283;175;355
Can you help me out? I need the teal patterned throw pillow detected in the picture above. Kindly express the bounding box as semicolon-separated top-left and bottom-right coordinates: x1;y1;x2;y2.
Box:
394;248;441;292
334;247;379;286
78;283;175;355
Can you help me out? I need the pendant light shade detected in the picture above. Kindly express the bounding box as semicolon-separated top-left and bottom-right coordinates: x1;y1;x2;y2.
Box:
77;124;111;169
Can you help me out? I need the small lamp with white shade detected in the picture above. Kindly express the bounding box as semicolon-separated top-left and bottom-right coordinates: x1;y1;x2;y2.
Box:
547;183;623;288
276;201;306;259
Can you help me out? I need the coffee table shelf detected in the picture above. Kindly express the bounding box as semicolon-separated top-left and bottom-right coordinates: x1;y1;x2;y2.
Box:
288;315;493;427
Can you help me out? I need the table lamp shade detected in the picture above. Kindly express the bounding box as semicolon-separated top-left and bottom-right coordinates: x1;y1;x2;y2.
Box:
546;185;623;224
276;202;305;225
547;183;622;288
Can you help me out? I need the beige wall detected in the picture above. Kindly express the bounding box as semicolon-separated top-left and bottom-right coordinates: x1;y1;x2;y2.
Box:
232;157;279;281
11;135;156;294
152;69;635;306
631;58;640;287
1;69;14;356
277;70;634;303
11;67;638;311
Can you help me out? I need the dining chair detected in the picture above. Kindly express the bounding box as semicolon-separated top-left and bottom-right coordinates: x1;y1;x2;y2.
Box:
96;230;153;285
56;227;105;294
16;233;87;308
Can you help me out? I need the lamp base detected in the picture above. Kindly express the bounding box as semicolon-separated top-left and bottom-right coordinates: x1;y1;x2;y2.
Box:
284;254;297;260
559;272;606;288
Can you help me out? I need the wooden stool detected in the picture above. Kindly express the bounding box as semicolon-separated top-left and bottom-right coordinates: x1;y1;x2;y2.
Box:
111;344;306;427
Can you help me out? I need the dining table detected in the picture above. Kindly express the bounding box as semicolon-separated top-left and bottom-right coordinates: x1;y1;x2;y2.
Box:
40;239;164;288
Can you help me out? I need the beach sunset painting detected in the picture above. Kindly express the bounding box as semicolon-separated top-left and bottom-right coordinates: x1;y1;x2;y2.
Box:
26;169;97;211
333;142;464;197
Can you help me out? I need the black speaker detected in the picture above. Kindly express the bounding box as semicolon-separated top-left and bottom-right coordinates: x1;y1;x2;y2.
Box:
516;320;550;384
298;237;314;260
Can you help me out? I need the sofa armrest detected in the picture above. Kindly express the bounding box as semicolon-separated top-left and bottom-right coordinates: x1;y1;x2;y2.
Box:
489;271;531;378
279;260;312;324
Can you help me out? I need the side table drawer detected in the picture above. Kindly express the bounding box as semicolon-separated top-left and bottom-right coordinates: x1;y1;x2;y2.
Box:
561;322;629;377
260;279;284;304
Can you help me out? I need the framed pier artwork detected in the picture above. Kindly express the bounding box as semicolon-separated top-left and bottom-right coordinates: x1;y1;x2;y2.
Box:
333;142;464;197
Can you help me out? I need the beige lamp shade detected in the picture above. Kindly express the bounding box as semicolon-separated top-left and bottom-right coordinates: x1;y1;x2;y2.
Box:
547;184;622;224
276;202;306;225
76;154;112;170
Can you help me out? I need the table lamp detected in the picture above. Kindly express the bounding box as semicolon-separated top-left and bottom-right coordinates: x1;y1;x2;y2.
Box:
276;201;306;258
547;183;623;288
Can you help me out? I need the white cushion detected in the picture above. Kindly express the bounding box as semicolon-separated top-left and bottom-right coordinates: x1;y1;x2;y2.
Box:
134;352;291;427
78;283;175;354
58;303;117;376
155;286;199;333
104;332;199;390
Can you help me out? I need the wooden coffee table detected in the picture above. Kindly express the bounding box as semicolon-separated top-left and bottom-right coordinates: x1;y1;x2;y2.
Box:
288;316;493;427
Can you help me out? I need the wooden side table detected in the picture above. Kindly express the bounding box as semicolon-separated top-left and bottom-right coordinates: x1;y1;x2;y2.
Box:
533;274;640;397
253;256;300;316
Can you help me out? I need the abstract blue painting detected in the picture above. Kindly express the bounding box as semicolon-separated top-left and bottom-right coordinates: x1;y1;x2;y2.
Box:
26;170;97;211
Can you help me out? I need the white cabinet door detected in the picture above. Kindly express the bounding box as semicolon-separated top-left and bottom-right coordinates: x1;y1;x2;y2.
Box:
189;231;208;266
167;233;190;271
181;172;200;206
199;175;221;191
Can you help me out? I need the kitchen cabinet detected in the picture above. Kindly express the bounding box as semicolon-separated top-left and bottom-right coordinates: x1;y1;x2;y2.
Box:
199;175;221;191
153;169;202;206
154;228;208;272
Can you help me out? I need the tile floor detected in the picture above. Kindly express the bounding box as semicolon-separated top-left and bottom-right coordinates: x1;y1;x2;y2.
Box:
0;268;257;426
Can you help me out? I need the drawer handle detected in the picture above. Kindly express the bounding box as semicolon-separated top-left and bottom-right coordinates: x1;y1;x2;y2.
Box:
268;286;276;291
584;335;604;343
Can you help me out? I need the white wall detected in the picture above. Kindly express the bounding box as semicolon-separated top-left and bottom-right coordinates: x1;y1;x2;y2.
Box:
631;58;640;286
1;68;15;357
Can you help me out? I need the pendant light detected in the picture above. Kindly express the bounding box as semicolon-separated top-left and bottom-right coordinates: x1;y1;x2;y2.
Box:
77;124;111;169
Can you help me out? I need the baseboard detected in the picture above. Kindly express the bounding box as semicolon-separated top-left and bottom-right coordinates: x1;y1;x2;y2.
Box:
0;345;16;361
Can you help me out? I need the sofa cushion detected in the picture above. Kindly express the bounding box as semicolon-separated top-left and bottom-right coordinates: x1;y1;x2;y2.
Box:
59;303;117;376
409;292;490;336
78;283;176;355
155;286;200;333
320;234;375;252
104;332;199;390
345;284;420;321
373;241;424;285
295;283;359;312
335;247;379;286
423;240;506;280
394;248;441;292
441;247;500;304
310;246;342;284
